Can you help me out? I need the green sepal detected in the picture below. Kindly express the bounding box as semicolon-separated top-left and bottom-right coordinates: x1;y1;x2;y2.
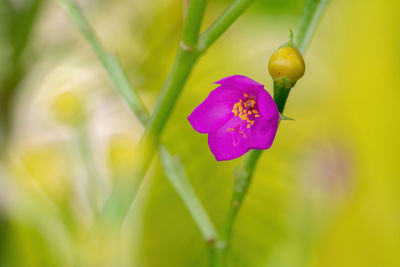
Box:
282;29;298;49
279;113;296;121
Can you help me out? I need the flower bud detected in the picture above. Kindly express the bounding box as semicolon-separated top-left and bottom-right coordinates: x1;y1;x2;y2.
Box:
268;44;305;88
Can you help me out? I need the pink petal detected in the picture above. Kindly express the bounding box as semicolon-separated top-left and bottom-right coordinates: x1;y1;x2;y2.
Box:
214;75;264;95
246;89;279;149
208;117;249;161
188;86;241;134
246;117;279;149
257;88;279;120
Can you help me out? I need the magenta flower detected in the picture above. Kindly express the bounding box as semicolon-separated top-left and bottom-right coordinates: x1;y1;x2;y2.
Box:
188;75;280;161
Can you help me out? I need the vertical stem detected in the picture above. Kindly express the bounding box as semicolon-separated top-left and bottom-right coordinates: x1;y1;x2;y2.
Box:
182;0;207;49
215;149;263;266
295;0;329;54
217;0;330;265
144;49;199;139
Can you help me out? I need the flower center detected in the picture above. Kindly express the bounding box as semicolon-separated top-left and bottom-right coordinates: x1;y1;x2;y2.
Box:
231;93;260;129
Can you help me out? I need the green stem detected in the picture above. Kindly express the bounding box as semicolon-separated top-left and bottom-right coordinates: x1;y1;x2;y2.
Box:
295;0;329;54
223;150;262;241
199;0;255;51
214;150;263;266
273;81;291;113
216;0;330;265
58;0;149;124
159;146;219;243
144;49;199;140
182;0;207;50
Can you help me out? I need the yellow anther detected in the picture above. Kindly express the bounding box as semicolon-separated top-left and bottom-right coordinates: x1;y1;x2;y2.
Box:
231;96;261;130
244;93;248;97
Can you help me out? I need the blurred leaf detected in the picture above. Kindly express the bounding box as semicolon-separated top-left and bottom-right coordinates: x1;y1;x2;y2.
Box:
3;0;44;63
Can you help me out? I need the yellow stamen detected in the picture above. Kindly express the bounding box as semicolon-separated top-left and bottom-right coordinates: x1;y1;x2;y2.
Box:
231;95;261;130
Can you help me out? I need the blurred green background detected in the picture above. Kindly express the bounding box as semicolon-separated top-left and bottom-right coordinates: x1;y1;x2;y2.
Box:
1;0;400;266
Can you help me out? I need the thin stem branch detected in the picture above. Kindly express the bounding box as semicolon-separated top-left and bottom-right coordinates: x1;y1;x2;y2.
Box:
159;146;219;243
182;0;207;50
222;149;262;241
58;0;149;124
295;0;329;54
214;149;262;266
217;0;330;265
199;0;255;51
143;49;199;141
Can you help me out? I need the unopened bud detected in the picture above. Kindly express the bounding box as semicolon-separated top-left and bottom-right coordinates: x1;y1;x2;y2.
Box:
268;42;305;88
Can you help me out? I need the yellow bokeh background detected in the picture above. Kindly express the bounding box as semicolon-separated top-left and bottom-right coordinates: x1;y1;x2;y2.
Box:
1;0;400;266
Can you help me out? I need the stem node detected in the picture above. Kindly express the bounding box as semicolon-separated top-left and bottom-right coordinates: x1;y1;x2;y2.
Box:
180;41;196;52
206;238;216;247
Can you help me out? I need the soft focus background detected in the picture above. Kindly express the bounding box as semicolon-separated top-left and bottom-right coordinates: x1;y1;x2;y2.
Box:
1;0;400;266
